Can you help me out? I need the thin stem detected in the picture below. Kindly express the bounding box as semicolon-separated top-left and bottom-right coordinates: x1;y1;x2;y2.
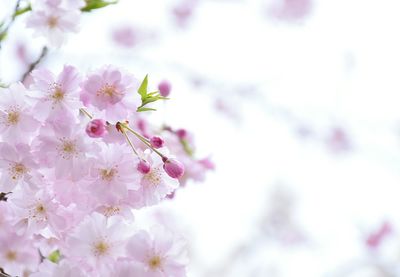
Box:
0;0;22;49
21;46;48;82
122;124;150;143
121;123;166;159
121;128;139;156
79;108;93;119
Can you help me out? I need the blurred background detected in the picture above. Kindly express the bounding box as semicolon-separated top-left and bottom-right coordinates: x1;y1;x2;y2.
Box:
2;0;400;276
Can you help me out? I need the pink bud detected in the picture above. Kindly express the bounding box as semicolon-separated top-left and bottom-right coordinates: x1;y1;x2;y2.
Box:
163;158;185;179
150;136;165;149
176;128;187;139
137;159;151;174
158;80;171;97
199;157;215;170
86;119;107;138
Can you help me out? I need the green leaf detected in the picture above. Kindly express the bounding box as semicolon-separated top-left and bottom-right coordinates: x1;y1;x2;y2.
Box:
137;74;148;99
81;0;118;12
0;31;6;42
137;107;157;112
181;139;194;156
48;250;61;263
14;5;32;17
135;75;169;112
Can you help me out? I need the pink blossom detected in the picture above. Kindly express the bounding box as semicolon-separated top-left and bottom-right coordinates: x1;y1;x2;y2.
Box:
0;231;40;276
34;118;92;180
112;25;138;48
0;142;40;192
65;213;129;270
86;119;107;138
0;83;40;143
126;227;188;277
366;221;392;250
30;65;82;120
80;65;140;121
87;144;140;203
9;187;66;236
26;0;83;47
132;151;179;206
268;0;312;21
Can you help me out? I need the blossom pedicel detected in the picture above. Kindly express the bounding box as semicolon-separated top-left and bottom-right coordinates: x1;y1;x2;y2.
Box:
0;65;211;276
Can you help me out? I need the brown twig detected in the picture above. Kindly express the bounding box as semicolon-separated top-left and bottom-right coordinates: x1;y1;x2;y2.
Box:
21;46;48;82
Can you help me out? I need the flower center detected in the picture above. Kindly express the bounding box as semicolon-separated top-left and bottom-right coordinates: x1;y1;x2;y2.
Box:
97;83;124;104
58;138;79;159
7;111;20;125
101;206;121;217
51;86;64;102
47;16;59;28
10;162;28;180
5;251;17;261
28;202;48;223
148;255;162;270
100;168;117;182
143;167;162;186
36;204;46;214
92;240;110;257
99;84;116;97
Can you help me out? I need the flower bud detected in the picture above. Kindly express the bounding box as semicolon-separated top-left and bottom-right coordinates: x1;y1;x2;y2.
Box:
150;136;165;149
86;119;107;138
175;128;187;139
163;158;185;179
137;159;151;174
158;80;171;97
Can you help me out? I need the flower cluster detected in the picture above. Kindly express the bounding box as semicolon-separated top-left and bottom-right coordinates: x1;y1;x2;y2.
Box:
0;64;209;276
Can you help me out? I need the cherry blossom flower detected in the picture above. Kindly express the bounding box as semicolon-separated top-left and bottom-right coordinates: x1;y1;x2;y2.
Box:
30;65;82;120
34;118;92;180
0;142;40;192
132;151;179;206
65;213;129;270
126;227;188;277
9;187;66;236
0;83;40;143
87;144;140;203
0;231;40;276
80;65;140;121
27;0;84;47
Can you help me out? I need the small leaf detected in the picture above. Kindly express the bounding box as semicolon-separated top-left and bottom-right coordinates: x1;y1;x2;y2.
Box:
181;139;194;156
137;74;148;99
14;5;32;17
81;0;118;12
0;31;7;42
137;107;157;112
48;250;61;263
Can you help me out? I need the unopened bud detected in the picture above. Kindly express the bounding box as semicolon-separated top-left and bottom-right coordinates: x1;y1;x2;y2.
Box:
137;159;151;174
150;136;165;149
163;158;185;179
86;119;107;138
158;80;171;97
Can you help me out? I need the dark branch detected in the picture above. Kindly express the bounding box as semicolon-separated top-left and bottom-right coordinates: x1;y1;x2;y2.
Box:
21;46;48;82
0;192;10;202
